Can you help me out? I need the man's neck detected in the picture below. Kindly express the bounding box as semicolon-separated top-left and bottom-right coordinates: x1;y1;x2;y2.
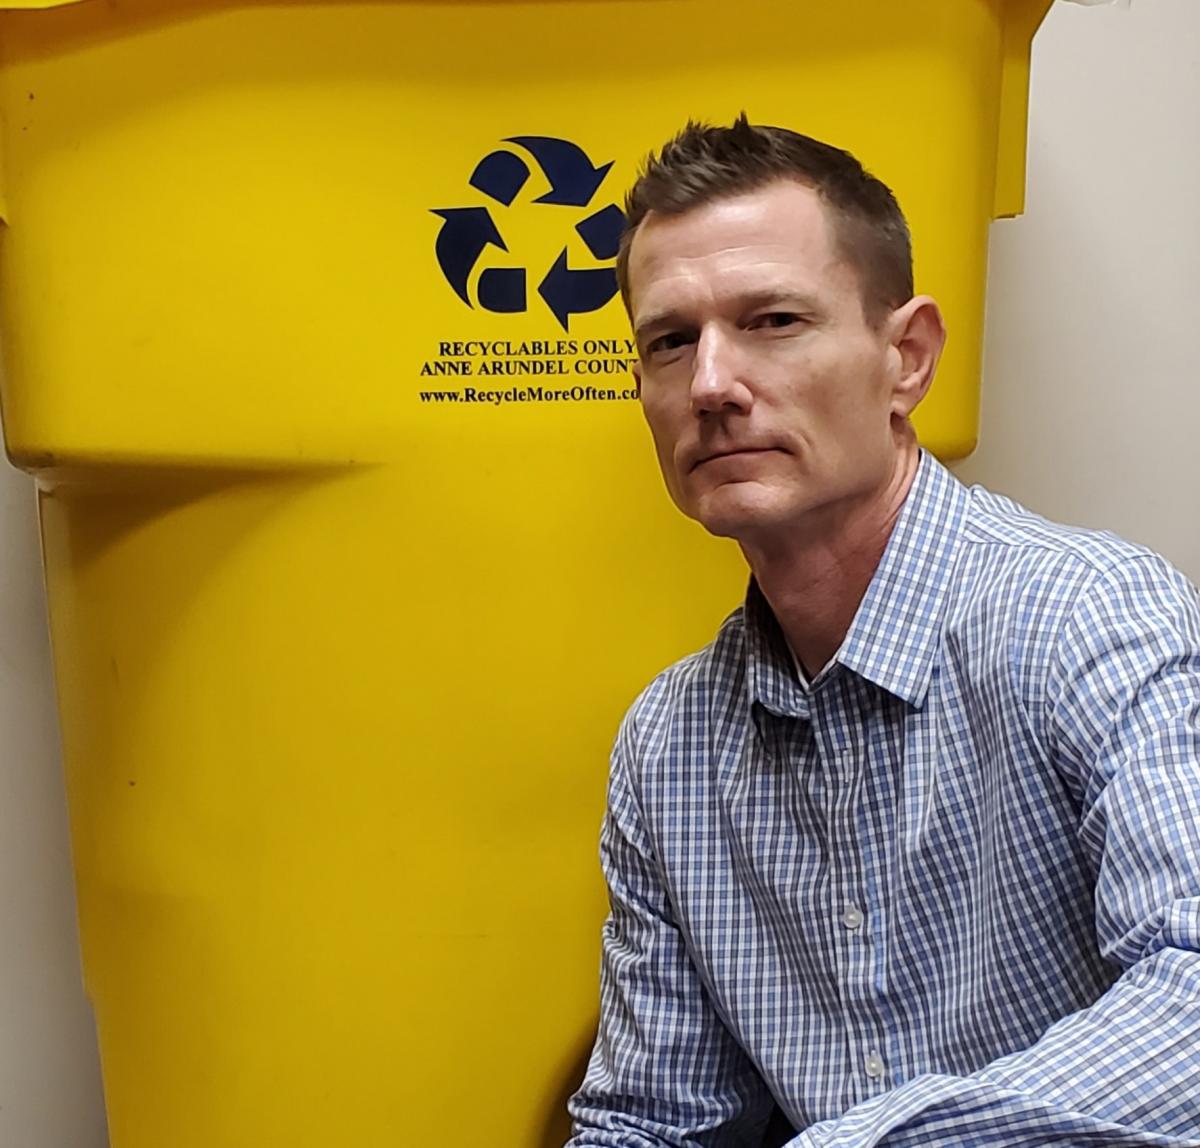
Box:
742;446;921;679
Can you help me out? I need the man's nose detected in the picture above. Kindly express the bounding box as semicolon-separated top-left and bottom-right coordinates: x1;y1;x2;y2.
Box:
690;325;752;415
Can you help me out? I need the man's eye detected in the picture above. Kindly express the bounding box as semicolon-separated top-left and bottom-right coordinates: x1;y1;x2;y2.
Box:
749;312;805;330
647;332;693;355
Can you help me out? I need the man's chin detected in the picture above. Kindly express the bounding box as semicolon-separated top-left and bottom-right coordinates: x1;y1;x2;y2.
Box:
691;487;790;541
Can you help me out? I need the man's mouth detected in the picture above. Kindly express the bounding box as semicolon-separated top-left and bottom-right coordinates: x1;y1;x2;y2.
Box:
692;447;777;472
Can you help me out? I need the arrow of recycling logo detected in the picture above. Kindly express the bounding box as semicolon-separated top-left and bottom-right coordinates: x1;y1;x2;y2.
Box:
432;136;626;332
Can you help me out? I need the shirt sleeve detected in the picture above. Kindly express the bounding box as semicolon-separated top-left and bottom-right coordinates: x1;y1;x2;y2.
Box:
566;703;776;1148
783;553;1200;1147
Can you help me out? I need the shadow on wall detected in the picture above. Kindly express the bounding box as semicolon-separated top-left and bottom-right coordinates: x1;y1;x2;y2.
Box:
538;1021;593;1147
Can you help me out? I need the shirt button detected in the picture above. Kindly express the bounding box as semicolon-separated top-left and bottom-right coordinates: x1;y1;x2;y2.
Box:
865;1051;885;1079
840;904;865;930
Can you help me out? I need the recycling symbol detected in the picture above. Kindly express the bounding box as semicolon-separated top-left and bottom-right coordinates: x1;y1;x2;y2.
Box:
432;136;626;332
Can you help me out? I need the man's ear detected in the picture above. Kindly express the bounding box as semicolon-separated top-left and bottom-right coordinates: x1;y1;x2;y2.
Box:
887;295;946;420
632;360;643;390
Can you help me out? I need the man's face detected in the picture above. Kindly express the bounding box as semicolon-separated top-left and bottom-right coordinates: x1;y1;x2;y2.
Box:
628;179;908;547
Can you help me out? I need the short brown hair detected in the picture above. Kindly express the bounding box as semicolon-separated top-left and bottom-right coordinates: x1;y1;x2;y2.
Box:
616;114;913;327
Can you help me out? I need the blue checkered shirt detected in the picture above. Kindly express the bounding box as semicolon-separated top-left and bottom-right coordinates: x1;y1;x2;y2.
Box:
567;452;1200;1147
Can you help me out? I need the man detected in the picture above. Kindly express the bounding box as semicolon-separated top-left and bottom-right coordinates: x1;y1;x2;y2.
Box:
566;116;1200;1146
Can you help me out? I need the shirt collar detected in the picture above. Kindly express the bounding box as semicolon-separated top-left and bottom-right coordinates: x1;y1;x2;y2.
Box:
745;578;809;719
744;451;970;714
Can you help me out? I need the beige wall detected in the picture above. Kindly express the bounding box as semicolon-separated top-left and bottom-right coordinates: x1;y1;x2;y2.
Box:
955;0;1200;582
0;0;1196;1143
0;464;108;1146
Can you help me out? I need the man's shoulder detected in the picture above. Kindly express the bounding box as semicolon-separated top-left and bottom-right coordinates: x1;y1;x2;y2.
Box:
946;479;1198;661
622;606;750;739
960;481;1156;576
953;481;1188;618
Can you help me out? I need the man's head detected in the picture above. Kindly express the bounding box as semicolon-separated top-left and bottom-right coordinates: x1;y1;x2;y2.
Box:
618;115;913;327
622;116;946;550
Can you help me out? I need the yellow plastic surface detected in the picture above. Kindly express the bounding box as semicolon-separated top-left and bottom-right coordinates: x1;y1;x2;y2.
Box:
0;1;1050;1145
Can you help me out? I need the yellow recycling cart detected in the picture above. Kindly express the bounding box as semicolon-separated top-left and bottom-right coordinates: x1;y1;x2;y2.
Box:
0;1;1051;1144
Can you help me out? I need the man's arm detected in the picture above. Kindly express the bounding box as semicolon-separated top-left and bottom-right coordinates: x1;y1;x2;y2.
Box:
567;705;775;1148
783;554;1200;1147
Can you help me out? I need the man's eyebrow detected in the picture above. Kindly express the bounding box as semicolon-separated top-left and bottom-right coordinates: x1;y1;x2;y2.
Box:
633;309;687;342
737;288;822;313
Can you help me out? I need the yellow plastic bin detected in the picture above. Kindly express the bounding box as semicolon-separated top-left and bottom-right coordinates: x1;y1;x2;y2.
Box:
0;1;1050;1144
